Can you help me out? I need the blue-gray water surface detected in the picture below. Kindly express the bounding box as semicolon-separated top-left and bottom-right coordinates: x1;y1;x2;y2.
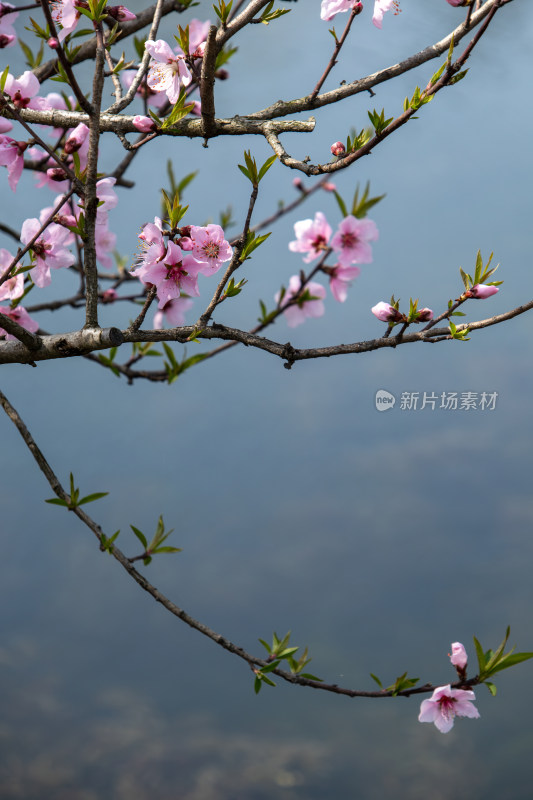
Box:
1;2;532;798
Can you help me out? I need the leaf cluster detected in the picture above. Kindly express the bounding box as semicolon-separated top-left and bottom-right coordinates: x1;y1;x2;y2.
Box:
130;515;182;565
254;631;321;693
45;472;108;510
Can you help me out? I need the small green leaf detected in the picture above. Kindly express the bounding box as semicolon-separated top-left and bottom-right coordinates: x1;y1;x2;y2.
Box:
130;525;148;549
78;491;109;506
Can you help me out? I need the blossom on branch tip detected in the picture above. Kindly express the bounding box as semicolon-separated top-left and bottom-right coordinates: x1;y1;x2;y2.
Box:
469;284;499;299
275;275;326;328
289;212;332;263
331;141;346;157
450;642;468;671
331;215;378;266
0;305;39;339
145;39;192;105
371;301;402;322
418;685;479;733
446;0;469;6
105;5;136;21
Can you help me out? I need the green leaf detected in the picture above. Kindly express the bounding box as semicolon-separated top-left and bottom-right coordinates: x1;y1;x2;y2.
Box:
473;635;487;674
370;673;383;689
485;681;497;696
0;65;9;92
333;191;348;218
257;154;278;183
254;675;262;694
130;525;148;549
486;651;533;676
45;497;69;506
78;491;109;506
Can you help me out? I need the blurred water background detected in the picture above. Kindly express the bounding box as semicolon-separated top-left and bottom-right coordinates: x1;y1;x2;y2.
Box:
1;1;533;797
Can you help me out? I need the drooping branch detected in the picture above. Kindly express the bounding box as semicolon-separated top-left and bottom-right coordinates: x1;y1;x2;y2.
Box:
0;384;483;701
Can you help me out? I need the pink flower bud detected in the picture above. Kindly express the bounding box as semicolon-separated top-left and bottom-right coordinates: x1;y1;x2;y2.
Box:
106;4;136;20
132;115;156;133
321;182;336;192
449;642;468;670
330;141;346;157
469;283;499;299
416;307;433;322
64;122;89;154
47;36;59;49
371;301;402;323
102;288;117;303
292;176;305;192
353;1;363;13
446;0;468;5
47;167;68;182
0;33;15;48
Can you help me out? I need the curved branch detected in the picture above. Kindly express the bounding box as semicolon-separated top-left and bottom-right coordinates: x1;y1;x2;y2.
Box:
0;385;482;701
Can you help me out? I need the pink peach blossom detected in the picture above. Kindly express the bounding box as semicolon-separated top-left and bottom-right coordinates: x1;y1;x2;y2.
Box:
450;642;468;670
138;240;201;308
418;685;479;733
289;212;332;263
372;0;399;28
0;248;23;301
0;2;18;47
145;39;192;105
331;215;378;266
153;296;194;329
188;224;232;275
329;264;360;302
0;135;26;191
20;217;75;287
0;305;39;339
275;275;326;328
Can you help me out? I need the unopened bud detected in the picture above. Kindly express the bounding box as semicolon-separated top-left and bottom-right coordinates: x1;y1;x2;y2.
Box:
105;4;136;20
47;36;59;49
132;115;156;133
416;307;433;322
47;167;67;182
330;141;346;157
469;283;499;299
64;122;89;154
